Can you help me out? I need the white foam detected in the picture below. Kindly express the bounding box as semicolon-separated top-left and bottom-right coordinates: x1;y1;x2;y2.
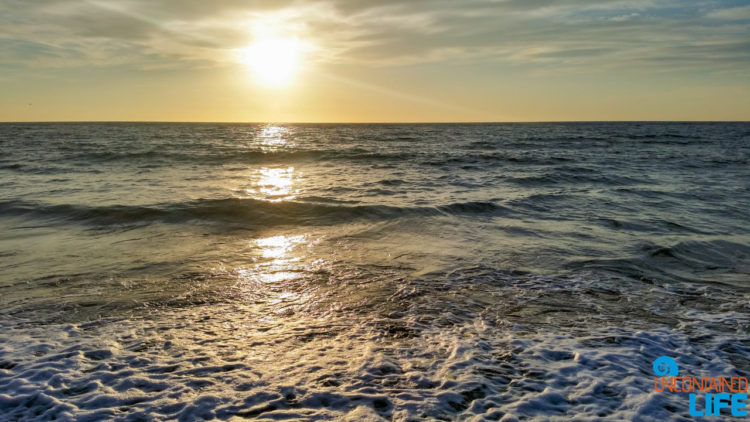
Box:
2;294;747;421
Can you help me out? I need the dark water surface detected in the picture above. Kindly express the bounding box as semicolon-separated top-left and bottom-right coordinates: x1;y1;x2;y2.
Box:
1;122;749;420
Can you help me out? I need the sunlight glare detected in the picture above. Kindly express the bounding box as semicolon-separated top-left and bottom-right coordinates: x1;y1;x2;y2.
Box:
253;167;296;201
240;37;301;87
256;234;307;260
258;125;291;149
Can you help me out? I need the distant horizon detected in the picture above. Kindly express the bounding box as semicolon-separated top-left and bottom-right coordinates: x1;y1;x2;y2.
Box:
1;120;749;125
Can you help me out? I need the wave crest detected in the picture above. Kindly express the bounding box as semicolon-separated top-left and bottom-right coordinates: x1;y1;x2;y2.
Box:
0;198;510;227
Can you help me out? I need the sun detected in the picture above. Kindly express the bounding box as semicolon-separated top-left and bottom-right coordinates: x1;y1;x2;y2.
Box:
240;37;301;87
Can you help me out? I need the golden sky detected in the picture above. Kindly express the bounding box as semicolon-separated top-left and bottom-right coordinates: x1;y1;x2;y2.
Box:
1;0;749;122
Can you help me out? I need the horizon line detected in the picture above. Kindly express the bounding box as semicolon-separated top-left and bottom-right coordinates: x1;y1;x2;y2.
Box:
1;120;749;125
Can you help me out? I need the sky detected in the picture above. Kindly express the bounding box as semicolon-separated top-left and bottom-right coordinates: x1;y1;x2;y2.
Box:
1;0;749;122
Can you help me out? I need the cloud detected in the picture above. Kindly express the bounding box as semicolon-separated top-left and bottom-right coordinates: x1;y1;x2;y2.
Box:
608;12;640;22
706;5;750;20
0;0;748;75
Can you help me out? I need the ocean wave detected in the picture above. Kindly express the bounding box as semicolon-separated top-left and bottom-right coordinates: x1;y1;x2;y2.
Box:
627;133;696;141
0;162;103;175
506;170;645;186
421;153;575;167
0;198;510;227
566;239;750;286
55;148;423;166
12;147;595;169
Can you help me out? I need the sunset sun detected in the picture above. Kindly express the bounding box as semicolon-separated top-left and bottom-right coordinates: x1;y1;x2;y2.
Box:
240;37;301;87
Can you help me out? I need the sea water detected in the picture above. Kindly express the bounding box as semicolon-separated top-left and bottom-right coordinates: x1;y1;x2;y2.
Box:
0;122;749;420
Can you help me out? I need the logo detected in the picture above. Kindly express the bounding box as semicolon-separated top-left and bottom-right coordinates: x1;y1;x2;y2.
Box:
653;356;679;377
652;356;749;417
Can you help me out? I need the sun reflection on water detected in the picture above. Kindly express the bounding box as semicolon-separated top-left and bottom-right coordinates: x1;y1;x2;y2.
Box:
260;167;296;201
232;125;303;202
256;234;306;260
228;234;315;309
242;166;298;201
257;125;291;150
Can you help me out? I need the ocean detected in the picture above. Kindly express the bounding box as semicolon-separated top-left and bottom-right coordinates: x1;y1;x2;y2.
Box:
0;122;748;420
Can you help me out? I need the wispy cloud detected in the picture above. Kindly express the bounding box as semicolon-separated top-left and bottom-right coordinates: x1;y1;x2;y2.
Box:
1;0;749;74
706;5;750;20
